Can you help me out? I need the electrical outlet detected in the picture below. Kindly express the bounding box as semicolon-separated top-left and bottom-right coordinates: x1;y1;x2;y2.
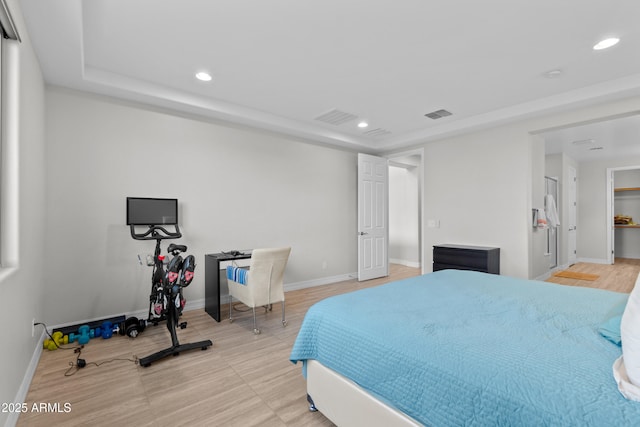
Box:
32;318;36;337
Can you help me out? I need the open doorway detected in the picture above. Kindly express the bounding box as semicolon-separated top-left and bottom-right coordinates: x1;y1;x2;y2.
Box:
387;149;424;273
607;166;640;264
542;113;640;267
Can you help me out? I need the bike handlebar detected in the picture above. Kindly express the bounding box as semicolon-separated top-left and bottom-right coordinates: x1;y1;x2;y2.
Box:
130;224;182;241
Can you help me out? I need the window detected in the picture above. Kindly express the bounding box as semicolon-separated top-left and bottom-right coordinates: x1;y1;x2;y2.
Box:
0;34;3;265
0;1;20;41
0;0;19;268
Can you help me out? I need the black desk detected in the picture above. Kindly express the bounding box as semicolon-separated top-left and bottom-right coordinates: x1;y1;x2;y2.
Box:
205;251;252;322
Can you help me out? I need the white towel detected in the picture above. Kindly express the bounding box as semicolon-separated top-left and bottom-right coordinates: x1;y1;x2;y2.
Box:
535;208;548;229
545;194;560;228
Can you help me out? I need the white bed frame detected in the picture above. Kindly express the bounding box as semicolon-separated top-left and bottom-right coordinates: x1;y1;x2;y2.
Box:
306;359;421;426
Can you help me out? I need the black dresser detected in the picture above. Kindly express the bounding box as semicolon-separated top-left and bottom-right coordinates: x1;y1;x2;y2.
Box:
433;244;500;274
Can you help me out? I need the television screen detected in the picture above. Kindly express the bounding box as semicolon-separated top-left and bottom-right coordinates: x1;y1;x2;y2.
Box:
127;197;178;225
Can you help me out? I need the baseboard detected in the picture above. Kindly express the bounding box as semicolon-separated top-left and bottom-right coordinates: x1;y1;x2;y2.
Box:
534;263;571;281
534;270;553;281
389;259;420;268
284;272;358;292
7;330;46;427
576;257;610;265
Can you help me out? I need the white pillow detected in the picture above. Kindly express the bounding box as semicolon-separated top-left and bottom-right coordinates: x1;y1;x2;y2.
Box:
614;273;640;400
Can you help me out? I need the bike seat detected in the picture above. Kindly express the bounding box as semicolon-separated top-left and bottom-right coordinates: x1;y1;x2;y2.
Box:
168;243;187;254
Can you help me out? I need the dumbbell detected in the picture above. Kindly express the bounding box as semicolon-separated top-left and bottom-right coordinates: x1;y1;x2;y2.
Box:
77;325;91;345
69;326;89;343
43;338;57;351
101;321;114;339
43;331;68;350
118;317;146;338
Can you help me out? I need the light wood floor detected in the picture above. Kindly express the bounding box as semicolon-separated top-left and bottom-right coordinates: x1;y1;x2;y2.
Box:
18;260;640;427
18;264;421;427
545;258;640;293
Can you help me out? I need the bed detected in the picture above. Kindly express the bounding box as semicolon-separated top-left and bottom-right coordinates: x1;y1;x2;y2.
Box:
290;269;640;426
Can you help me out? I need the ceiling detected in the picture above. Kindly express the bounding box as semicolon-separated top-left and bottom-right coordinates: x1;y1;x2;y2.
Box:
18;0;640;154
542;113;640;163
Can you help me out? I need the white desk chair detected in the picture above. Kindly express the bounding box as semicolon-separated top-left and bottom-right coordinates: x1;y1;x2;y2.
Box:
227;247;291;334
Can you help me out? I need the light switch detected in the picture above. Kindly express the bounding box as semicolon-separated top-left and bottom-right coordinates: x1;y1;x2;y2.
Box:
427;219;440;228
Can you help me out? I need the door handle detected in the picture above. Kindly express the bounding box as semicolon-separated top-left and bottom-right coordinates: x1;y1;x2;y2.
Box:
358;231;368;236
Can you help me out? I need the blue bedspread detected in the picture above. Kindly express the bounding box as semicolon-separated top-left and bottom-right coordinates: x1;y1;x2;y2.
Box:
290;270;640;426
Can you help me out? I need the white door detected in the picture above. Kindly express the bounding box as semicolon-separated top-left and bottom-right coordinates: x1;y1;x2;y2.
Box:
358;153;389;281
568;166;577;265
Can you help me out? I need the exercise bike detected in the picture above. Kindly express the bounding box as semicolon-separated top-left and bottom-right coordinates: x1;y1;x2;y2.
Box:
147;239;185;326
130;223;212;367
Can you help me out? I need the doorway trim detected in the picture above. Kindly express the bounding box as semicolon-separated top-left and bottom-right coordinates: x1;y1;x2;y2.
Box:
606;164;640;264
386;148;425;274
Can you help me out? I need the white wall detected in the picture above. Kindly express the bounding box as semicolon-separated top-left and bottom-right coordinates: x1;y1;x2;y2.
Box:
0;1;47;425
420;126;533;278
42;88;358;326
615;169;640;188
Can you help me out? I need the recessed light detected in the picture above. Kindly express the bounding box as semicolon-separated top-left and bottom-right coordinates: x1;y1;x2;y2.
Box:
195;71;212;82
593;37;620;50
358;121;369;128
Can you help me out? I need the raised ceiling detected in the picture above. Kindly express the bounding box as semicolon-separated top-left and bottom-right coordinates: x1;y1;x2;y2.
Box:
19;0;640;152
542;113;640;163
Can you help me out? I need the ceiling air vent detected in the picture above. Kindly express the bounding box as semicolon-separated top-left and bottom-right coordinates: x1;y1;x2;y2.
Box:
314;109;358;126
424;109;452;120
363;128;391;138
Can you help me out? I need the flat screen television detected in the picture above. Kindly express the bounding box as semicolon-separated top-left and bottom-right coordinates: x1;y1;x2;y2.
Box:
126;197;178;226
